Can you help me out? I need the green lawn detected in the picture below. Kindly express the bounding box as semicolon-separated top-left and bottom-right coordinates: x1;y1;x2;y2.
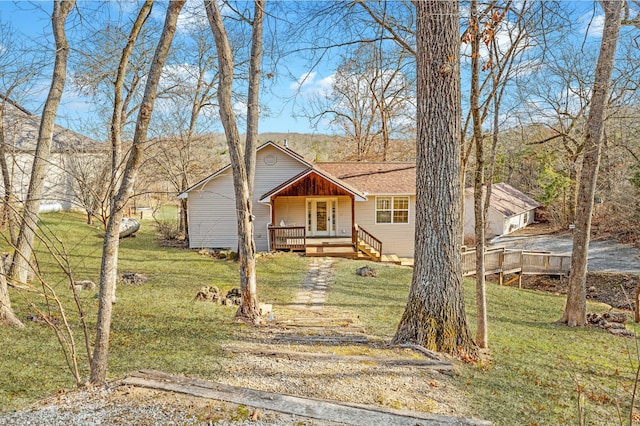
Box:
330;259;640;425
2;213;640;425
0;212;307;410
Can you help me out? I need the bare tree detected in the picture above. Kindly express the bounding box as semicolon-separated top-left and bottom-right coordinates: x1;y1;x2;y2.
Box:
90;0;185;385
63;146;111;225
9;0;75;287
392;0;476;356
145;26;220;240
205;0;264;322
307;43;415;161
562;0;623;327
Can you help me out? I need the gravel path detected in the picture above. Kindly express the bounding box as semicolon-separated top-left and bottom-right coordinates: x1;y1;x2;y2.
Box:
0;257;476;425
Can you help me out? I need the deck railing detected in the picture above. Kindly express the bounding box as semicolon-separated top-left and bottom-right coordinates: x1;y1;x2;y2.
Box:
461;248;570;278
268;225;306;251
355;224;383;256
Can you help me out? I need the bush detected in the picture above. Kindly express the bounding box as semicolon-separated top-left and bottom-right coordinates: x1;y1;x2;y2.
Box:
155;219;180;240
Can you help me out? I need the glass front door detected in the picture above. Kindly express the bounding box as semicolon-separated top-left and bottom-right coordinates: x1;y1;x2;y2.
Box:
316;201;328;232
307;198;337;237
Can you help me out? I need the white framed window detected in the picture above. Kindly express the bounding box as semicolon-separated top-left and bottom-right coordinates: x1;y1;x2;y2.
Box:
376;196;409;224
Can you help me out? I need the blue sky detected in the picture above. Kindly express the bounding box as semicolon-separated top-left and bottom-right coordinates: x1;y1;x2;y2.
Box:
0;1;607;140
0;1;336;138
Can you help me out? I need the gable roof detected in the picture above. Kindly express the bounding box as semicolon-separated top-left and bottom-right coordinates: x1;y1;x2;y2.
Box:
317;162;416;194
179;141;417;199
466;182;540;217
178;141;313;198
1;95;101;152
259;167;367;203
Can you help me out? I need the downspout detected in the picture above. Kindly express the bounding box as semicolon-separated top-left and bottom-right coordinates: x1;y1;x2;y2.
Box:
267;201;272;252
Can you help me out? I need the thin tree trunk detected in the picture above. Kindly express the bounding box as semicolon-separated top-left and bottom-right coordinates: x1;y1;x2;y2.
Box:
9;0;75;285
90;0;184;385
393;0;476;356
109;1;153;205
0;105;18;246
562;0;622;327
0;260;23;327
470;0;488;349
205;0;263;322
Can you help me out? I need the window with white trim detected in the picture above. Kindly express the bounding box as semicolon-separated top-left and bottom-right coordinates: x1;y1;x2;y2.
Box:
376;196;409;224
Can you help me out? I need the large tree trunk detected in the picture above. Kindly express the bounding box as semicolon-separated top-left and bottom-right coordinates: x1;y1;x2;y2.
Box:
9;0;75;285
206;0;263;322
393;0;476;356
562;0;622;327
90;0;184;385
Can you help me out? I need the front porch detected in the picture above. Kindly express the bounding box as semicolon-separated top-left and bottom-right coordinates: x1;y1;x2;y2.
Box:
268;225;383;261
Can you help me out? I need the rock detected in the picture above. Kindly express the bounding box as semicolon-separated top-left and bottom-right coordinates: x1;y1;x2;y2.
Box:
121;273;148;286
74;280;96;291
259;303;273;318
356;266;377;277
223;288;242;305
195;286;221;303
27;314;59;326
588;286;597;293
217;250;237;260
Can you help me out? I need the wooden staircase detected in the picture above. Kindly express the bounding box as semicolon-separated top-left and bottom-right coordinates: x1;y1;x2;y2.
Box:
355;225;382;261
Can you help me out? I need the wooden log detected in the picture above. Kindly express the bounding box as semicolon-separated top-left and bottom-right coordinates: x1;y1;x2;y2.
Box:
608;328;636;338
222;344;454;370
396;343;442;361
603;312;627;324
122;370;491;426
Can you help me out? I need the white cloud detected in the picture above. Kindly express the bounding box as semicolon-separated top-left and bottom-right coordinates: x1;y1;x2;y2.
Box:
581;12;604;38
290;71;317;90
289;71;335;99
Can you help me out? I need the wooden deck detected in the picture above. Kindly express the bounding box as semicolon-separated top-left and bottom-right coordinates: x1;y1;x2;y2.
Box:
269;226;383;261
462;247;571;286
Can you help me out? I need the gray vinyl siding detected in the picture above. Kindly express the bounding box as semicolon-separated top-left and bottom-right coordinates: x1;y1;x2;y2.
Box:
187;145;308;251
354;196;415;257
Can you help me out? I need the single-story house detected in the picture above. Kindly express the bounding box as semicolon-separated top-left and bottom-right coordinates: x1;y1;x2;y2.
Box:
179;141;416;259
180;141;540;259
463;182;540;238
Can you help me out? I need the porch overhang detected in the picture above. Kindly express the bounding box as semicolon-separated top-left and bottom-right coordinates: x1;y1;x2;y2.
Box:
259;168;367;203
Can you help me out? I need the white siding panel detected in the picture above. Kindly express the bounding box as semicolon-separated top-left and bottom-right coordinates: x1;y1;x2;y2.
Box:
187;144;309;250
336;196;352;237
254;145;308;198
354;197;415;258
188;170;238;249
274;197;306;226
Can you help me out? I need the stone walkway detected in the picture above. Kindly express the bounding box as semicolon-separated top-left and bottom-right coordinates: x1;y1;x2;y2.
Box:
292;257;334;311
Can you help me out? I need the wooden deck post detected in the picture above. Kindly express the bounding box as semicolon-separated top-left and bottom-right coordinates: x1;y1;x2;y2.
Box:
351;194;356;246
270;198;275;225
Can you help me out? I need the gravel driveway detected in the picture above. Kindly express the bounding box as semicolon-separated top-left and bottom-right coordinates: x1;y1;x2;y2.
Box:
491;234;640;275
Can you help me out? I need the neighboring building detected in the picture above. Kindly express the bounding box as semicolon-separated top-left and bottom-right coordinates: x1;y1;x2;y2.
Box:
0;96;104;210
180;141;540;258
463;182;540;238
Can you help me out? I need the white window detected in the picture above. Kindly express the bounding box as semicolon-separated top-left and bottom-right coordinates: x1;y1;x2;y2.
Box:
376;196;409;224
